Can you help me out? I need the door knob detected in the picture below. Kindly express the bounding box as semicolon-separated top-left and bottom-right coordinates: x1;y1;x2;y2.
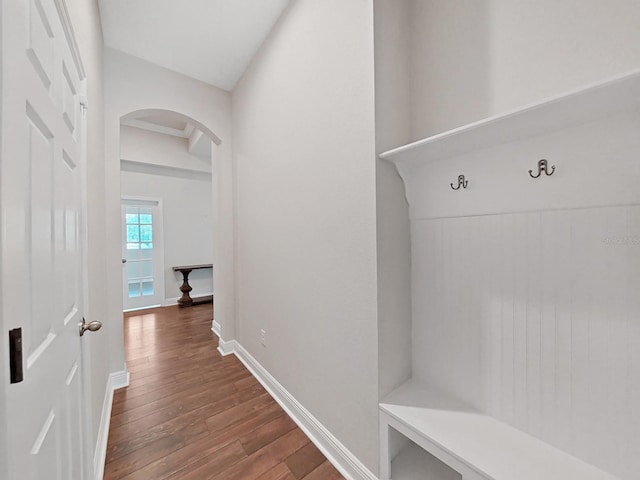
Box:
80;318;102;336
122;258;127;263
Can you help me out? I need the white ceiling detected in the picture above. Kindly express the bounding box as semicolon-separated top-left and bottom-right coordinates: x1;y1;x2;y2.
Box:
98;0;290;91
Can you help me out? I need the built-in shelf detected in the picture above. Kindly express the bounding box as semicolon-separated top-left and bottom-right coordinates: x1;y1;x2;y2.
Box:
390;442;462;480
380;380;618;480
379;69;640;167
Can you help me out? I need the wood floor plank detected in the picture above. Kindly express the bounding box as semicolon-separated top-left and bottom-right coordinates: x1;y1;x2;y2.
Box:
109;384;241;445
124;403;286;480
256;463;297;480
234;375;261;391
240;413;298;455
205;392;276;433
209;428;310;480
107;402;211;462
111;367;251;416
162;441;248;480
103;304;345;480
104;434;188;480
284;441;327;479
110;380;216;425
301;460;344;480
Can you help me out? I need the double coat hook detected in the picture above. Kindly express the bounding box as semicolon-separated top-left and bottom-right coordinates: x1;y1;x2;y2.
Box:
450;175;468;190
529;159;555;178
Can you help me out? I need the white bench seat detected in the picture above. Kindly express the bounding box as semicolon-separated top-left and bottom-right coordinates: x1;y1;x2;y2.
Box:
380;381;619;480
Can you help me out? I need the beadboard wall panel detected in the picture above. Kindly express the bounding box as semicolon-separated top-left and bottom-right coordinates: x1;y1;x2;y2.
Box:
412;205;640;478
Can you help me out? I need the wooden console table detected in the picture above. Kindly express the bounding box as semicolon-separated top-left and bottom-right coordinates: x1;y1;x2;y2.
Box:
172;264;213;307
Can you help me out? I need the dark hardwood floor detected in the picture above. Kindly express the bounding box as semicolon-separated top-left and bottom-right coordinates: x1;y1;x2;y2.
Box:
103;304;344;480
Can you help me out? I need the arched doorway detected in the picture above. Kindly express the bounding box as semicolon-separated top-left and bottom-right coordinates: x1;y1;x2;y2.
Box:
118;109;221;312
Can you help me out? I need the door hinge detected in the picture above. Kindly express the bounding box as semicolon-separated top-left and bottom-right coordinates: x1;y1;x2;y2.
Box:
9;328;23;384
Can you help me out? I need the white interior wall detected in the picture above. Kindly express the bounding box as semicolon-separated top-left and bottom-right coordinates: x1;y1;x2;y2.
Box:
486;0;640;117
65;0;110;471
120;125;212;174
408;0;640;140
409;0;491;141
120;161;214;303
373;0;413;400
231;0;379;473
104;49;234;369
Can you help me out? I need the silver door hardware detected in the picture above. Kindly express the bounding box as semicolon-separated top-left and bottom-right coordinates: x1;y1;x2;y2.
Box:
80;318;102;336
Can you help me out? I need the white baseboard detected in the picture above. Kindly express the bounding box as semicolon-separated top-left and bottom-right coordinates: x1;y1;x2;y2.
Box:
229;342;377;480
164;291;214;307
111;368;130;390
217;337;237;357
93;366;130;480
163;297;180;306
123;304;161;313
212;320;221;337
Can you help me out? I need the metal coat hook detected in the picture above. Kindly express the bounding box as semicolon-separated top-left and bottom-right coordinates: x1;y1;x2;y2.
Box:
529;159;555;178
450;175;468;190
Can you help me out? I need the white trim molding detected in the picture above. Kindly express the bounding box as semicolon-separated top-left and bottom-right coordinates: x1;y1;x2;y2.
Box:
217;337;237;357
53;0;86;79
212;320;221;337
221;341;377;480
123;304;162;313
164;292;214;308
163;297;181;307
93;366;130;480
111;368;130;390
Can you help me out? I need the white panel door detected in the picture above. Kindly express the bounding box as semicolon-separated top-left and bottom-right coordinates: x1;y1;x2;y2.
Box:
1;0;91;478
121;199;164;310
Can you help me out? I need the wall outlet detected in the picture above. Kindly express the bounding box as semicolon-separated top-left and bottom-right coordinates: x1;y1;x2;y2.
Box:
260;329;267;347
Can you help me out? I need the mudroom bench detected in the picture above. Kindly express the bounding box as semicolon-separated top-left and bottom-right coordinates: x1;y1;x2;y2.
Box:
377;70;640;479
379;381;617;480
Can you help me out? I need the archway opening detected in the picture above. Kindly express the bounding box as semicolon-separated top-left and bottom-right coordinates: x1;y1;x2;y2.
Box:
118;109;219;316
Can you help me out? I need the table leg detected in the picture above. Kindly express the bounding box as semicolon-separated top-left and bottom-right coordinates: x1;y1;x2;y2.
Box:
177;268;193;307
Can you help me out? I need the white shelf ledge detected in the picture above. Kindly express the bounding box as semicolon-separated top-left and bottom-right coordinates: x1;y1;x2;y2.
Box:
379;69;640;167
380;380;618;480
